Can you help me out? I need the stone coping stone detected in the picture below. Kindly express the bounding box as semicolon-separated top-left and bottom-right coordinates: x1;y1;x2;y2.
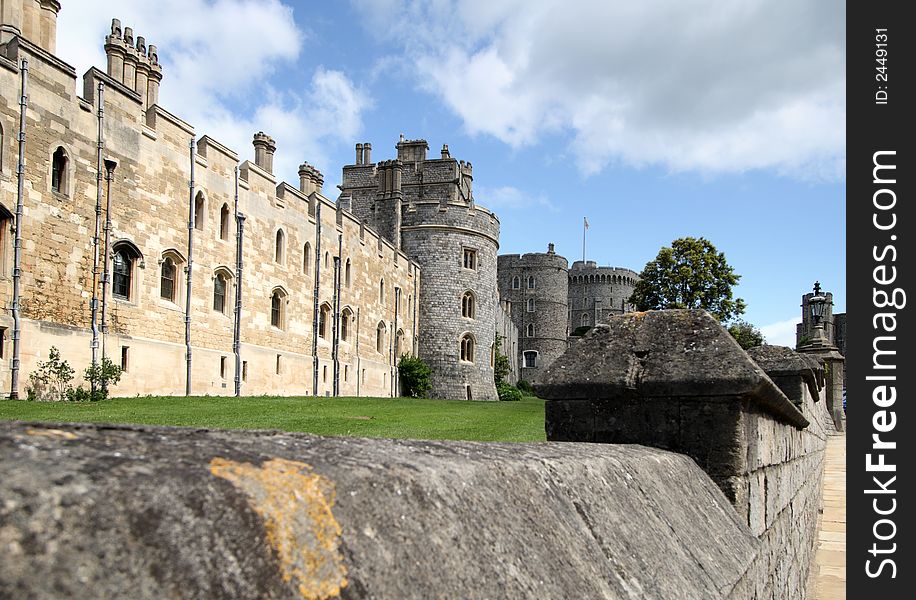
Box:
537;310;808;428
0;421;761;600
747;345;824;400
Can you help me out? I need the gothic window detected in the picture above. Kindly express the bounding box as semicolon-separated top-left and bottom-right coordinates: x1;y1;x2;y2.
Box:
0;123;4;172
379;279;385;305
324;251;329;269
376;321;386;353
51;147;69;195
340;311;349;342
345;259;351;287
271;288;287;329
523;351;538;368
395;329;404;358
512;276;520;290
112;241;142;301
527;276;535;289
194;192;205;230
581;313;590;326
526;323;535;337
213;270;230;314
463;248;477;270
0;204;12;276
459;333;475;363
160;256;177;301
527;298;535;312
219;203;230;240
319;303;331;339
275;229;285;264
303;242;311;274
461;291;475;319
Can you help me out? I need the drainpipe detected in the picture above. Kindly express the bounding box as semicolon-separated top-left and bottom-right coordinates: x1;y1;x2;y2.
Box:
90;82;105;396
393;286;400;397
311;203;321;395
412;269;418;355
100;159;116;393
9;58;28;400
185;138;195;396
355;307;361;397
332;234;342;396
232;166;244;397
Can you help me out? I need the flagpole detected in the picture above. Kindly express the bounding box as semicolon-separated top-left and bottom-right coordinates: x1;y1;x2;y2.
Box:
582;217;587;262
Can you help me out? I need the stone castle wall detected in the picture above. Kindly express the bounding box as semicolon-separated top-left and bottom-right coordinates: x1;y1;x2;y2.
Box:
567;260;638;331
0;17;418;398
340;139;502;400
497;245;568;383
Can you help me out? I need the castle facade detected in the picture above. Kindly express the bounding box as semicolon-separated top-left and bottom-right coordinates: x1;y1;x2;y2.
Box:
0;6;424;398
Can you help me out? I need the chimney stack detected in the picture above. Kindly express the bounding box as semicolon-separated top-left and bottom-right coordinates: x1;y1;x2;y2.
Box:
364;142;372;164
252;132;276;174
441;144;450;159
548;243;555;254
104;19;126;84
298;163;324;195
355;143;363;165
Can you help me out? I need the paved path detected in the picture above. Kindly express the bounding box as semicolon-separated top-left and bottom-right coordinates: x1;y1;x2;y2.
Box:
814;434;845;599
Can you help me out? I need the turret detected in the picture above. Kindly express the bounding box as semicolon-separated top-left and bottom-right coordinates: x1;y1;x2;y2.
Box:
298;162;324;196
2;0;60;53
104;18;162;109
252;132;276;174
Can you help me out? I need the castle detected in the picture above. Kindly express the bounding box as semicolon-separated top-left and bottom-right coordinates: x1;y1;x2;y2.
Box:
0;2;639;400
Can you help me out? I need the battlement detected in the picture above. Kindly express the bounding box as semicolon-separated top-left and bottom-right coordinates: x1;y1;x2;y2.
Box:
396;136;428;162
497;244;569;270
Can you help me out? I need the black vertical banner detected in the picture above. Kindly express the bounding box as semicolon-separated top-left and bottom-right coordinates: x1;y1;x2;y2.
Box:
848;1;913;597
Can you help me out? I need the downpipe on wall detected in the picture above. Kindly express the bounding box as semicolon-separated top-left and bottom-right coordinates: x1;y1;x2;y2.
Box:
185;139;195;396
232;167;244;397
100;158;117;394
311;203;322;396
9;58;29;399
89;82;105;396
332;234;342;396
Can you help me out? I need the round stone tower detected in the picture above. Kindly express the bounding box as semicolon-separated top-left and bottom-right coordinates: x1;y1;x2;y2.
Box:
340;138;501;400
568;261;639;333
497;243;569;383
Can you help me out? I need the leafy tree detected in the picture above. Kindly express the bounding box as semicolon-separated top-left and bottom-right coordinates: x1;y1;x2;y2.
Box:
398;354;432;398
629;237;746;322
493;333;511;385
727;320;765;350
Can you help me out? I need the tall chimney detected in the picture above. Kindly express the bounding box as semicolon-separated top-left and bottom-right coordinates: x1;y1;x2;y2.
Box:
0;0;24;45
122;27;138;89
252;132;275;174
147;45;162;107
134;36;150;109
104;19;126;84
37;0;60;53
364;142;372;164
20;0;40;46
298;163;313;195
548;243;555;254
355;143;363;165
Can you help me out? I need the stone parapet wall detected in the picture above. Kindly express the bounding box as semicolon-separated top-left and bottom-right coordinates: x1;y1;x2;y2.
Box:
539;311;832;599
1;421;767;599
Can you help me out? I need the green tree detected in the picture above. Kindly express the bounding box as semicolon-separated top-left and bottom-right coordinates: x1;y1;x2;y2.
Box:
629;237;746;322
493;333;511;385
727;319;765;350
398;354;432;398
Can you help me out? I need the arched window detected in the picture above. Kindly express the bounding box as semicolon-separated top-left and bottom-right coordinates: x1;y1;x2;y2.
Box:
527;276;535;289
194;192;205;230
345;258;351;287
341;308;352;342
461;291;475;319
0;123;4;172
523;351;538;368
213;270;230;314
111;241;142;301
459;333;475;363
526;323;535;337
324;251;329;269
51;146;69;195
395;329;404;358
526;298;535;312
275;229;285;264
376;321;386;353
581;313;590;326
319;303;331;339
160;256;177;301
219;204;230;240
379;279;385;305
0;203;13;276
303;242;311;274
271;288;287;329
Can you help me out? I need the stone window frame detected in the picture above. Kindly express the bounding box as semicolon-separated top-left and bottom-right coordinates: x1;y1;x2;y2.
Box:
526;298;536;312
193;191;207;231
303;242;312;275
345;258;352;288
459;332;476;363
270;286;289;330
318;302;332;340
340;306;354;343
0;121;5;174
379;278;386;306
158;248;186;307
395;329;405;358
376;321;387;354
512;276;520;290
49;143;72;197
219;203;231;241
523;350;538;368
527;276;536;289
274;228;286;265
581;313;591;327
526;323;535;337
0;203;13;278
462;247;478;271
461;290;476;319
212;266;233;316
110;239;144;303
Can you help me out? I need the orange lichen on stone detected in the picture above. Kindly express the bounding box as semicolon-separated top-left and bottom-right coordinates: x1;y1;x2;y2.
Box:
25;428;79;440
209;457;348;599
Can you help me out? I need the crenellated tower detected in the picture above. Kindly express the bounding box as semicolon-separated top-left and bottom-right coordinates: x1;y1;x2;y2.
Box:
339;137;500;400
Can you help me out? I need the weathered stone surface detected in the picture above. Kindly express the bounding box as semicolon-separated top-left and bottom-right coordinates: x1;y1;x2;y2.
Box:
747;345;824;405
0;421;764;600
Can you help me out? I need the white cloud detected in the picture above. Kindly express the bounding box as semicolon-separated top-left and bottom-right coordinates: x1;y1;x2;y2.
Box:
354;0;845;181
760;317;799;348
56;0;367;187
475;185;557;212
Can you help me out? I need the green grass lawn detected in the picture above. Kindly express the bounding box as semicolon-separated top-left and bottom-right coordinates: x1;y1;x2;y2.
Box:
0;394;547;442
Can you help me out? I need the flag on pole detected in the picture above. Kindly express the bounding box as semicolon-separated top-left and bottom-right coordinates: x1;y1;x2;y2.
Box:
584;217;589;229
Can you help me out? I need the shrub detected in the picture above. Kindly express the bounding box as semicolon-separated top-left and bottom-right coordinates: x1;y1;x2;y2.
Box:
516;379;534;395
26;347;75;402
493;333;511;385
571;326;592;337
398;354;432;398
497;382;522;402
70;357;123;402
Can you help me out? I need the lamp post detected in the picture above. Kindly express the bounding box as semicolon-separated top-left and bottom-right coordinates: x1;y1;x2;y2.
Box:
807;281;829;345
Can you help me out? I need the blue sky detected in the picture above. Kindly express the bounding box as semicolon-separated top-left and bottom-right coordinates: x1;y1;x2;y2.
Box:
57;0;845;346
